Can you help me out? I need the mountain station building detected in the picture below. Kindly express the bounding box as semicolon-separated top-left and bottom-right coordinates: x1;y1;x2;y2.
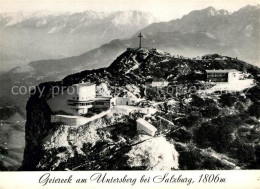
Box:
205;69;244;83
47;82;112;116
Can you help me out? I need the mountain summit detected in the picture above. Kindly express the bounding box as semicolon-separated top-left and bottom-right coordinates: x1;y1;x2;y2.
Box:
20;48;260;170
61;48;259;87
183;6;229;19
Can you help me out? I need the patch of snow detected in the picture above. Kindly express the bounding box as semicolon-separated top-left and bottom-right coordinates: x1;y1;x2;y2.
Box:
10;65;34;73
244;24;254;37
125;55;140;74
47;24;66;34
203;32;216;39
43;125;70;149
111;11;155;26
126;135;179;170
36;19;47;27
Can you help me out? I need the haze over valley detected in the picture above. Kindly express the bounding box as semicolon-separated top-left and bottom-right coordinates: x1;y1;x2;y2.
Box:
0;10;156;72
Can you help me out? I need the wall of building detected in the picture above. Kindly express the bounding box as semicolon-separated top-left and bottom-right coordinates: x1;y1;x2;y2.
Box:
51;115;79;125
70;84;96;101
47;84;96;115
93;100;111;109
115;97;135;106
136;118;157;136
51;109;111;126
207;73;228;82
51;115;89;126
228;72;240;83
152;81;168;87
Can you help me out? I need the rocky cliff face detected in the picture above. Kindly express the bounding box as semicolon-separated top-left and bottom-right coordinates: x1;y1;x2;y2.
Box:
21;96;52;170
21;49;260;170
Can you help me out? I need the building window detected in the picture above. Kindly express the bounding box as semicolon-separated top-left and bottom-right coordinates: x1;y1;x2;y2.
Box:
95;101;105;105
77;97;79;100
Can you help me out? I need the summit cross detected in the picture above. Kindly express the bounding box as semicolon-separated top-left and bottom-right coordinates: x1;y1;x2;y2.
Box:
138;33;143;48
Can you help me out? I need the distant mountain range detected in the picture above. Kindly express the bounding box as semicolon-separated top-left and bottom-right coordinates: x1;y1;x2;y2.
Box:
140;5;259;64
11;5;260;73
0;10;156;71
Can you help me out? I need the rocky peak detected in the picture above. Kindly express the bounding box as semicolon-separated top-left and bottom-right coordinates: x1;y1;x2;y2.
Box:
204;6;219;16
232;4;260;17
183;6;229;20
218;9;230;16
238;4;260;12
107;48;171;75
111;10;156;26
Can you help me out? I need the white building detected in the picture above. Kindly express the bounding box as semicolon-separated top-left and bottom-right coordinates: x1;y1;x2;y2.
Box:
93;97;112;110
115;97;134;106
47;82;96;115
48;82;113;116
136;118;157;136
205;69;255;92
205;69;246;83
146;78;169;87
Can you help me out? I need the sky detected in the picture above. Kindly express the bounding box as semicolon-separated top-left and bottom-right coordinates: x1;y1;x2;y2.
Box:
0;0;259;21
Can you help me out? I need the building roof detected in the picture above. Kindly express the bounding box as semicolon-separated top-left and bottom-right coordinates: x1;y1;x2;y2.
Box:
137;118;157;132
94;97;112;101
72;82;95;87
205;69;241;73
67;99;95;102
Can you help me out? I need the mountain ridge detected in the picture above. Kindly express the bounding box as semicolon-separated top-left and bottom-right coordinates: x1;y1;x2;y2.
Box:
1;5;259;114
20;48;260;171
9;4;260;75
0;10;156;71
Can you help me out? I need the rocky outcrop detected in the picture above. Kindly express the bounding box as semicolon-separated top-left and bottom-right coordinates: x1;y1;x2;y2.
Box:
22;107;179;170
20;96;52;170
126;135;179;170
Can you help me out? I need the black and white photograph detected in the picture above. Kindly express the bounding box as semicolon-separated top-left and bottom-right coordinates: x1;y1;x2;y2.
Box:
0;0;260;187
